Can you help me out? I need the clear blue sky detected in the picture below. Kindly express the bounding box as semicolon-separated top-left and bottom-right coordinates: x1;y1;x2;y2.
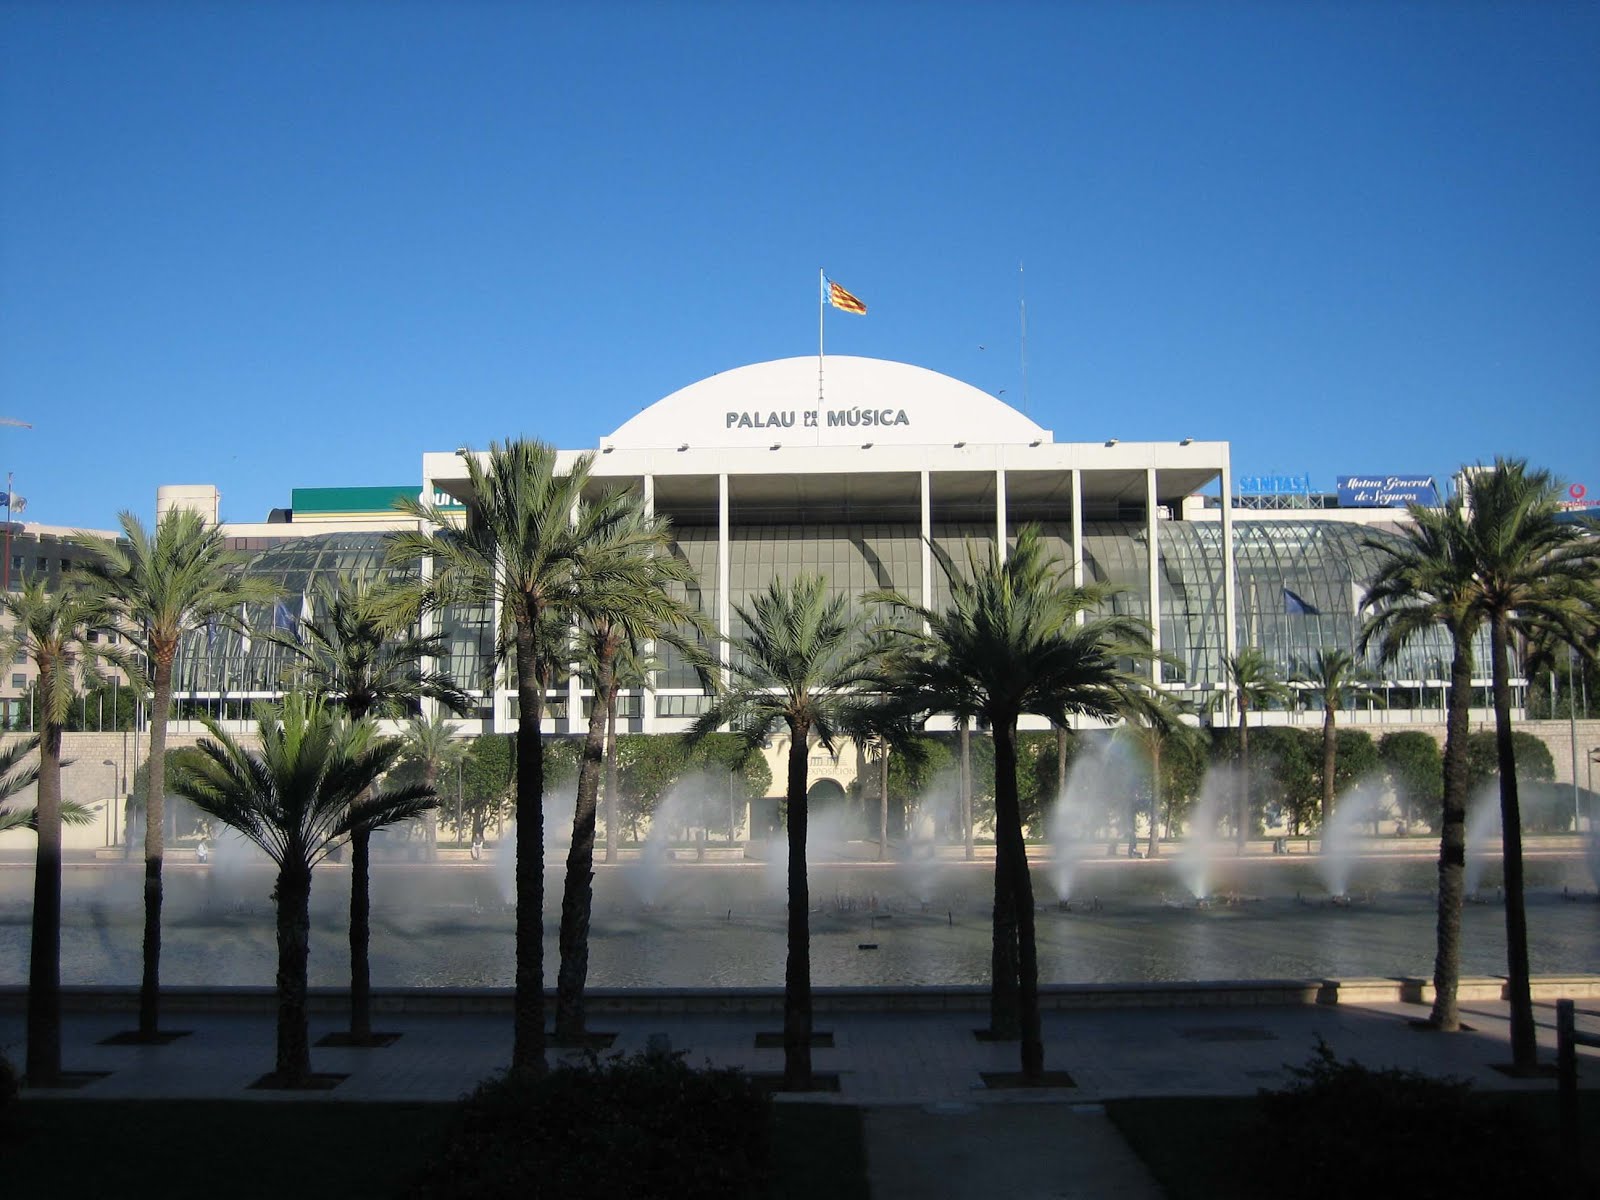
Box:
3;1;1597;528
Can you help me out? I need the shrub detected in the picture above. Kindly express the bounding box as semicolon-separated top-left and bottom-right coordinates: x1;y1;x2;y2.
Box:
1249;1038;1556;1199
407;1051;773;1199
1463;730;1556;791
614;733;771;841
1329;729;1379;800
1518;781;1579;834
1380;732;1442;829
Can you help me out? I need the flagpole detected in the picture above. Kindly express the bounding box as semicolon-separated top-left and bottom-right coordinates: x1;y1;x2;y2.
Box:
818;268;826;409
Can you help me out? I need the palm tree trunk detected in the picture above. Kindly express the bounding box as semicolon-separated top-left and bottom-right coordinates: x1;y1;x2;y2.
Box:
603;686;619;864
423;764;439;863
876;746;888;863
988;718;1019;1040
138;653;175;1038
511;622;548;1076
960;719;974;861
273;862;314;1085
26;708;63;1085
1490;615;1537;1069
1236;702;1250;853
342;691;378;1046
1146;741;1161;859
348;828;373;1042
1055;724;1067;803
556;647;614;1040
1322;707;1337;835
1429;633;1472;1031
995;719;1043;1078
783;722;814;1090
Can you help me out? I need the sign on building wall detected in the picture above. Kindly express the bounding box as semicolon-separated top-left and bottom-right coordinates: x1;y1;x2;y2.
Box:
1335;475;1439;508
1237;473;1313;496
603;357;1052;450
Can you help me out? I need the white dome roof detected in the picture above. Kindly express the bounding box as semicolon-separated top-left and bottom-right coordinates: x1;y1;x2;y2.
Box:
604;356;1051;450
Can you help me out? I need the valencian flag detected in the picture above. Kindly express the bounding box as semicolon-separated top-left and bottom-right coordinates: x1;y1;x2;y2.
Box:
825;275;867;315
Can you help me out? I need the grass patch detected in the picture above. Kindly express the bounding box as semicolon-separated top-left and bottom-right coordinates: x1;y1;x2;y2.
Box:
2;1099;456;1199
1103;1095;1259;1200
0;1073;869;1200
772;1103;868;1200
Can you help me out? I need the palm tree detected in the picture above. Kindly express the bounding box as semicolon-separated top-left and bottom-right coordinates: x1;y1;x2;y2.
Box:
1362;498;1481;1032
0;737;58;832
1116;693;1201;858
0;736;96;834
71;507;272;1040
389;439;657;1076
170;694;435;1086
689;576;875;1091
845;683;923;864
398;712;468;860
1;578;120;1084
269;573;469;1045
871;526;1156;1079
1295;649;1374;835
1221;647;1291;852
603;642;661;863
1453;461;1600;1068
554;508;707;1043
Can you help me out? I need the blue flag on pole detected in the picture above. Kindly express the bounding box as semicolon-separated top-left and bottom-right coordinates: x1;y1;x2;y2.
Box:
1283;587;1320;615
272;600;296;631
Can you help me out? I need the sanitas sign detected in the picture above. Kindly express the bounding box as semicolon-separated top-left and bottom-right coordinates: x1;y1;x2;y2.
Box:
725;407;911;430
1336;475;1439;507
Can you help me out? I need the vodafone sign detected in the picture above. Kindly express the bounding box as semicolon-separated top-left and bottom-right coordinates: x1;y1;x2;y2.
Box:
1558;481;1592;512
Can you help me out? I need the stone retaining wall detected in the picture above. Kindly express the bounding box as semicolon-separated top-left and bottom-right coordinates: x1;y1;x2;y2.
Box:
5;975;1599;1017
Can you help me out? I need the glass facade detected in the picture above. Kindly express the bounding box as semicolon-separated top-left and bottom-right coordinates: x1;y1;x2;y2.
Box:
164;512;1500;723
175;533;405;695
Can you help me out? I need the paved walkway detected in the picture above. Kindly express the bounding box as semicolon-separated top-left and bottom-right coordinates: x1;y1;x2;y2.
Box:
5;997;1597;1198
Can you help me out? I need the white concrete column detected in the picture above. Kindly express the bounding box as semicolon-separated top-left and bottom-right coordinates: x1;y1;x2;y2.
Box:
718;473;731;682
567;496;583;735
1070;468;1084;625
642;474;657;734
996;468;1008;563
1146;466;1162;688
920;469;932;608
1220;447;1238;724
418;520;438;724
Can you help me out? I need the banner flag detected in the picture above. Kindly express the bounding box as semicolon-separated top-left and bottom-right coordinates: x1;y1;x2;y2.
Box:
824;276;867;315
1283;587;1320;615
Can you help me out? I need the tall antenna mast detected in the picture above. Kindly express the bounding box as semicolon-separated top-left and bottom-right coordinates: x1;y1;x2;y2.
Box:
1018;261;1029;416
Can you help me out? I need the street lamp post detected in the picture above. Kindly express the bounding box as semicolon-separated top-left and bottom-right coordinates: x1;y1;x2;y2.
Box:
101;757;120;847
1570;648;1580;834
